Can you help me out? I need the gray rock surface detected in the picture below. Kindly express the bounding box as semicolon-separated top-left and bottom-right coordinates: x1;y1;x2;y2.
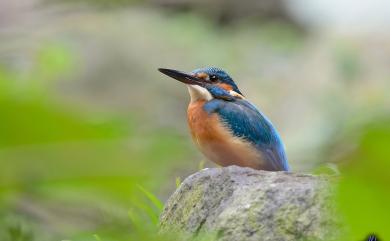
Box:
160;166;339;241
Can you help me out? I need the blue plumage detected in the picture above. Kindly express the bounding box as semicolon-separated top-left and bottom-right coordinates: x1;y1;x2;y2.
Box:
204;98;289;171
205;85;234;101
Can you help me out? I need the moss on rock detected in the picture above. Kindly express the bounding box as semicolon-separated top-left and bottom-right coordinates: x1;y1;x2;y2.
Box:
160;166;340;241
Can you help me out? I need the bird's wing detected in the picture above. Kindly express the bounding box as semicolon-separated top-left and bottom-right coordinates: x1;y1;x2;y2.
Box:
203;99;289;171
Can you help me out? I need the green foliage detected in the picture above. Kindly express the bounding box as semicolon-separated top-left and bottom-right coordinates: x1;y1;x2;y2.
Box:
93;234;102;241
198;160;205;171
313;163;340;176
175;177;181;188
0;98;125;148
0;43;121;148
0;40;193;241
336;119;390;240
0;43;73;99
5;223;34;241
137;185;164;212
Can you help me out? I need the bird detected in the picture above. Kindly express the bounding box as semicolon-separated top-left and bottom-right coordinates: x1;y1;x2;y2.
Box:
158;67;289;171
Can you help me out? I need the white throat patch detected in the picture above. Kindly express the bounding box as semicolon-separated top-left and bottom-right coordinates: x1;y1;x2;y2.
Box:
187;85;213;102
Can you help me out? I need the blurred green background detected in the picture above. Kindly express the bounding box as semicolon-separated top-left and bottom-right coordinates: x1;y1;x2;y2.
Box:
0;0;389;240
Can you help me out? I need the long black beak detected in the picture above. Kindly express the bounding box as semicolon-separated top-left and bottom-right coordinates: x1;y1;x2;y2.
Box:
158;68;205;86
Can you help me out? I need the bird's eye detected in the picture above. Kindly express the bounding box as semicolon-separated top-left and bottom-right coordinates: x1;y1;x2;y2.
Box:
209;75;218;82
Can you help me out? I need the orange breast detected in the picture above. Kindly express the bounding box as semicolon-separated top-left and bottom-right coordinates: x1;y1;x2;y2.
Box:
187;100;265;169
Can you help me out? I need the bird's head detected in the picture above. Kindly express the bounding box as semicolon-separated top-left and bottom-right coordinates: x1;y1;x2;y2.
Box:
158;67;243;102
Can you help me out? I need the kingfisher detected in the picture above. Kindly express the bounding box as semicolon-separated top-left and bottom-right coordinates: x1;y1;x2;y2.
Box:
158;67;289;171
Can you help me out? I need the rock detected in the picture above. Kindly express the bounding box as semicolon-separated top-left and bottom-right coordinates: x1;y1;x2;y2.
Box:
160;166;339;241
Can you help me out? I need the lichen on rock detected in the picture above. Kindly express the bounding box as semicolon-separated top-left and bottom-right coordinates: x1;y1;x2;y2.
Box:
160;166;340;241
